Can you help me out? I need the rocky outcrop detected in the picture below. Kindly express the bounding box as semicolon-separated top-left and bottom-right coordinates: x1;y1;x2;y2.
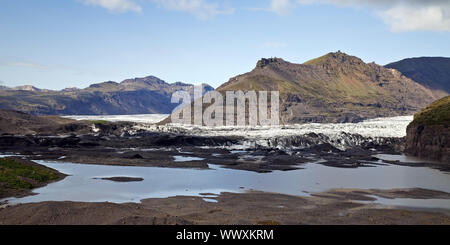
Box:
405;96;450;162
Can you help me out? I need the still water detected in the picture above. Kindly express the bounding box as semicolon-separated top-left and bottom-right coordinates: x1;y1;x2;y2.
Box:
3;156;450;209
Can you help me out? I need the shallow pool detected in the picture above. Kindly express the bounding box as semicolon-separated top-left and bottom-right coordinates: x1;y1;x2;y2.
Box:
2;157;450;209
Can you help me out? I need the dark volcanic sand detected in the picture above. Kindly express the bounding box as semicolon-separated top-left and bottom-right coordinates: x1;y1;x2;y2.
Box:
0;189;449;225
1;130;449;224
0;134;427;173
0;131;415;173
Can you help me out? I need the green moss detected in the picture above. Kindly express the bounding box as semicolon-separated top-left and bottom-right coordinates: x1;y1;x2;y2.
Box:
413;96;450;126
0;158;59;190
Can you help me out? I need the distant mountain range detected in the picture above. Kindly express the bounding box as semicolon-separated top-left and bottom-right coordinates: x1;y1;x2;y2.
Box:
385;57;450;98
217;51;442;123
1;52;448;123
0;76;213;115
0;85;51;92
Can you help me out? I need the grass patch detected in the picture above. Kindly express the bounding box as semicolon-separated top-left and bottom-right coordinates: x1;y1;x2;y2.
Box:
413;96;450;126
0;158;60;190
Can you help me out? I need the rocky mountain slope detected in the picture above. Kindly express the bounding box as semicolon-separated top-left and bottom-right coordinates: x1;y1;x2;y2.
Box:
0;76;213;115
385;57;450;98
404;96;450;162
217;51;438;124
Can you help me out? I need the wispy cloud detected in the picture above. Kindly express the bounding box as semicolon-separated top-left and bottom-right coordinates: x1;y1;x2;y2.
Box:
80;0;142;13
261;41;288;48
270;0;294;15
150;0;234;19
77;0;450;31
247;0;294;15
78;0;234;19
0;61;48;70
295;0;450;32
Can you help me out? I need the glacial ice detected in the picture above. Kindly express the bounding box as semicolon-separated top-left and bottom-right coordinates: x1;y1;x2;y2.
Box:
134;115;413;150
63;114;170;124
64;114;414;150
135;115;413;138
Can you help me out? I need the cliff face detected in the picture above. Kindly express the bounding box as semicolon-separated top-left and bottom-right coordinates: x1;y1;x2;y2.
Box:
405;96;450;162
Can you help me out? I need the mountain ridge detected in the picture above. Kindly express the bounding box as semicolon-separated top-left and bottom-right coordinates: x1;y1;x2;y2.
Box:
0;76;214;115
217;51;439;124
1;52;447;123
385;57;450;98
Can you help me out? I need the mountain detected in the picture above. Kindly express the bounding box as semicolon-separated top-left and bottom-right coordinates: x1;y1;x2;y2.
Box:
405;96;450;162
0;85;48;92
0;76;214;115
62;87;80;92
217;51;439;124
12;85;43;92
385;57;450;98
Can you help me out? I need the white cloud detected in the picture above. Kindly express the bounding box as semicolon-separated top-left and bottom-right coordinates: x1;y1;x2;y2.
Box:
295;0;450;32
379;5;450;32
151;0;234;19
270;0;293;15
248;0;294;15
81;0;142;13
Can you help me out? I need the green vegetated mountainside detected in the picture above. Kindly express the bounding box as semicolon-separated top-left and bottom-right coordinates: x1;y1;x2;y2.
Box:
405;96;450;162
0;76;213;115
217;51;440;123
385;57;450;98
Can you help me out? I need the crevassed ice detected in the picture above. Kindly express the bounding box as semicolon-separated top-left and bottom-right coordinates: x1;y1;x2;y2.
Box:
63;114;169;124
135;115;414;139
63;114;414;139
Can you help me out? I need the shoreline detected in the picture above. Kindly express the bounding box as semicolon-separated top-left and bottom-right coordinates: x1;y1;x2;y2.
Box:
0;155;449;225
1;189;449;225
1;113;449;225
0;157;67;200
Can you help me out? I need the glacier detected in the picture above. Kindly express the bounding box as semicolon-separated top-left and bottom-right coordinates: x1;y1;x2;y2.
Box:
63;114;169;124
63;114;413;150
132;115;413;150
139;115;413;138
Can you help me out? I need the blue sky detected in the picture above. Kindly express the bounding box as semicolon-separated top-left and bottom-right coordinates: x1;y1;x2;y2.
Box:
1;0;449;89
